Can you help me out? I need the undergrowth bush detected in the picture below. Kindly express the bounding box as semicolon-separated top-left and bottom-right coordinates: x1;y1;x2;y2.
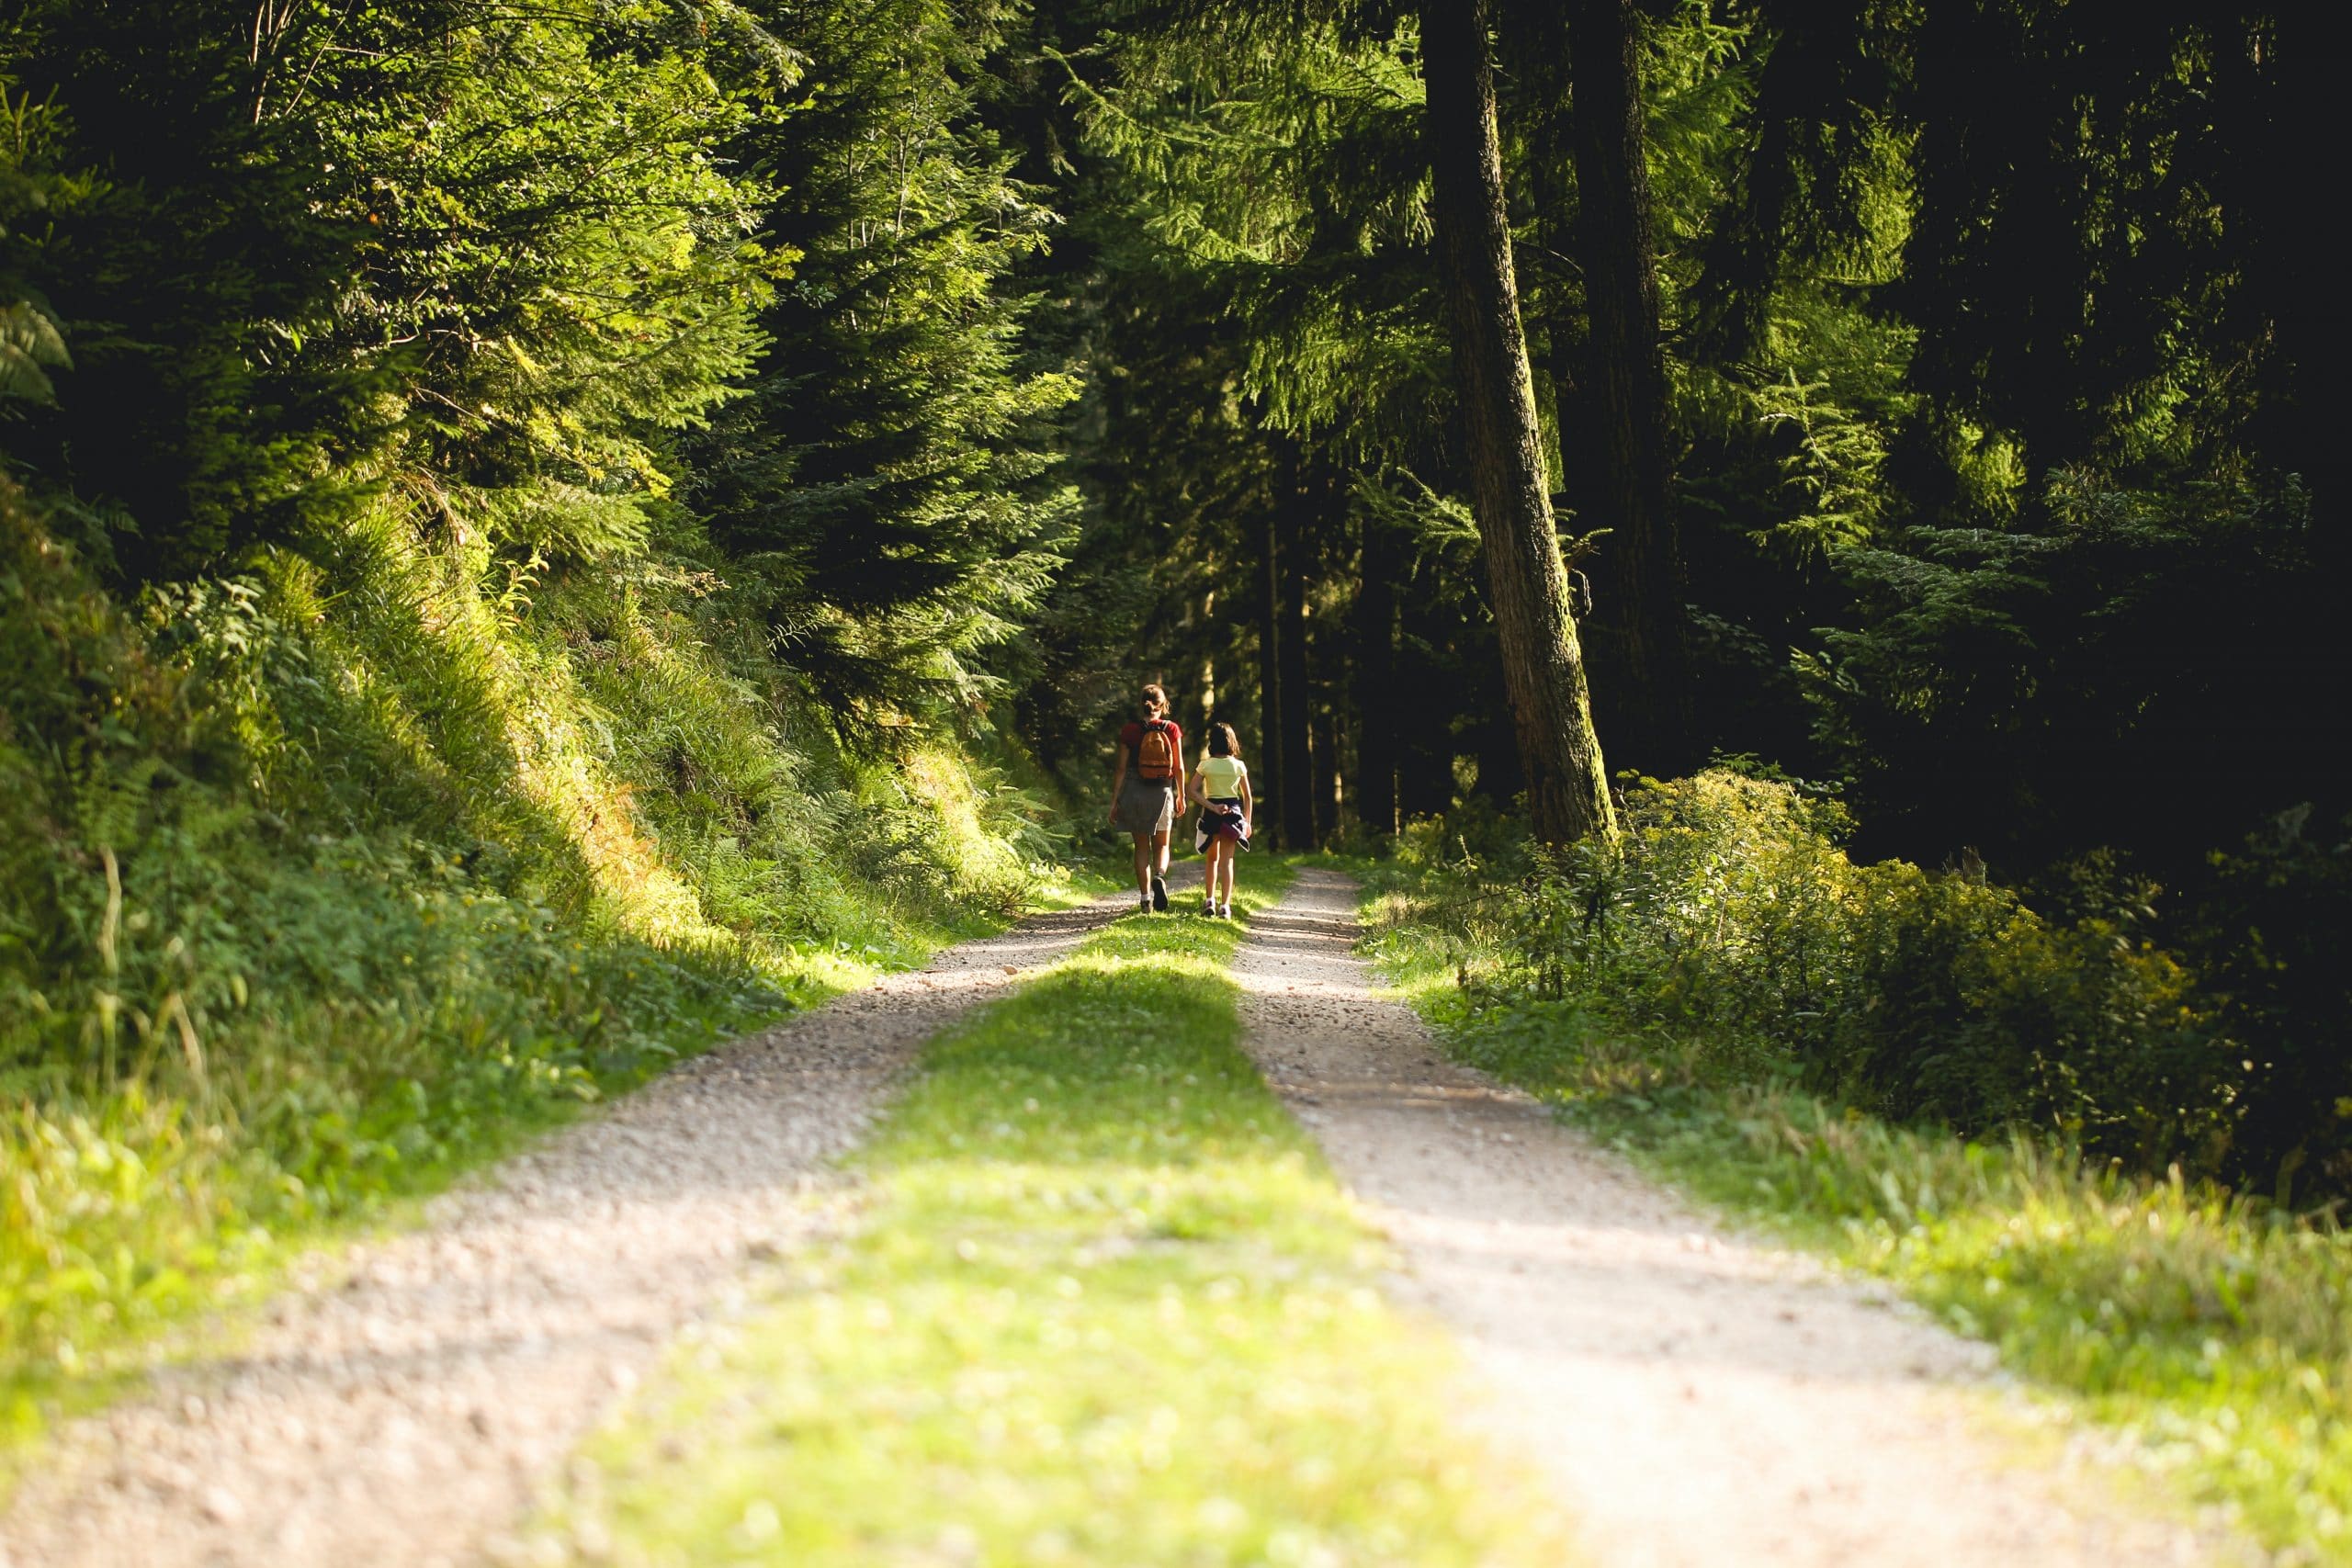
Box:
1404;770;2250;1184
2184;807;2352;1201
0;482;1061;1442
1364;782;2352;1556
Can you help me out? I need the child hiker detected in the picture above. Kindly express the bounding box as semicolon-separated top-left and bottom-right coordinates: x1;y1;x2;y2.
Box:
1108;683;1186;912
1189;722;1252;919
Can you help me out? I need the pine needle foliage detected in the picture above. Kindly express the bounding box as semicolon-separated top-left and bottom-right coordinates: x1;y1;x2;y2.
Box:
686;0;1081;737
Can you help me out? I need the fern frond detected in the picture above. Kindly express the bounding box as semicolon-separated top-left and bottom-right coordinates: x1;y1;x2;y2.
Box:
0;299;72;405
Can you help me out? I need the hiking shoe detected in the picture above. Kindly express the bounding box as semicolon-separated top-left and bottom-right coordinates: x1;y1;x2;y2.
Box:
1150;874;1169;912
1136;896;1152;914
1219;902;1235;919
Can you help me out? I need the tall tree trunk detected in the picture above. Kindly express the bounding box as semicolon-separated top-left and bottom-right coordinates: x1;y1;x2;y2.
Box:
1277;448;1317;850
1354;508;1401;839
1509;0;1580;503
1566;0;1692;777
1256;502;1285;852
1308;463;1347;843
1311;701;1340;844
1396;558;1456;819
1472;619;1526;805
1420;0;1616;844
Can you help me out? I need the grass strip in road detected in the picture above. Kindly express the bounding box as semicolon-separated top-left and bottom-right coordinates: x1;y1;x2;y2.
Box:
1355;859;2352;1562
535;857;1573;1566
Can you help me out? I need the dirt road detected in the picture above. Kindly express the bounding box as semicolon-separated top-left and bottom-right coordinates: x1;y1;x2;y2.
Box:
0;892;1146;1568
5;862;2246;1567
1231;866;2243;1568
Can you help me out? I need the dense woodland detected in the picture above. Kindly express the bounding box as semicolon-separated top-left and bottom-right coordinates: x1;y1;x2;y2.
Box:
3;0;2346;1415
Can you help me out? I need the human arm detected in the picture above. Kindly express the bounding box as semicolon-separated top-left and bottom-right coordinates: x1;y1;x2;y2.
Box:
1238;772;1254;828
1108;740;1127;825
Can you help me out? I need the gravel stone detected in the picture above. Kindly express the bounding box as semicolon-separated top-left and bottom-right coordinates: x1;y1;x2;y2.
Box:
0;892;1135;1568
1232;867;2256;1568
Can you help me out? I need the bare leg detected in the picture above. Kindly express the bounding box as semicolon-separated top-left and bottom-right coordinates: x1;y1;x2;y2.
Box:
1152;830;1173;882
1131;834;1152;898
1219;842;1238;907
1201;840;1225;906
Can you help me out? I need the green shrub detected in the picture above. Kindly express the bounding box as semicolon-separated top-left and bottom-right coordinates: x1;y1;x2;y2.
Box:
1369;790;2352;1557
1442;770;2241;1177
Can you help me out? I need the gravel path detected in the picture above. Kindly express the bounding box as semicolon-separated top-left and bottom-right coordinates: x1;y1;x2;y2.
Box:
1233;866;2246;1568
0;889;1149;1568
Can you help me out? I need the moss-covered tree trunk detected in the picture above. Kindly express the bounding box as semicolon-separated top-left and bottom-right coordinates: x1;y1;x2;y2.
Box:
1420;0;1616;844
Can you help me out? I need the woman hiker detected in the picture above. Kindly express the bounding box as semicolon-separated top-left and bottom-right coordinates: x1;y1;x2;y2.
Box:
1108;683;1187;912
1189;722;1252;919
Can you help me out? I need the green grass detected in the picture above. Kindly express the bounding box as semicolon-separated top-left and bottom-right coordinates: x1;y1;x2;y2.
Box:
1359;861;2352;1563
527;855;1575;1567
0;878;1095;1480
1;486;1105;1469
0;811;1120;1456
0;848;1098;1477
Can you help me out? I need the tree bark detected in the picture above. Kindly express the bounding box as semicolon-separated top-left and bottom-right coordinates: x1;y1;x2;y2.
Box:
1256;502;1285;852
1566;0;1692;777
1308;462;1347;843
1420;0;1616;844
1353;507;1401;839
1191;592;1217;735
1311;701;1340;844
1396;557;1457;819
1277;447;1317;850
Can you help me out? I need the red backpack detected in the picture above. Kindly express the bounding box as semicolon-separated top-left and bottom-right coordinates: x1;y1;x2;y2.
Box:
1135;720;1179;781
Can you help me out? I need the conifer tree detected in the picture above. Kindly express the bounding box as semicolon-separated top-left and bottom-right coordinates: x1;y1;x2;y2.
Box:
1419;0;1614;842
1559;0;1693;777
688;0;1079;733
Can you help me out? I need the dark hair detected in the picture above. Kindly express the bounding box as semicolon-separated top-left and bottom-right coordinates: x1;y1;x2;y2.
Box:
1206;722;1238;759
1140;682;1168;716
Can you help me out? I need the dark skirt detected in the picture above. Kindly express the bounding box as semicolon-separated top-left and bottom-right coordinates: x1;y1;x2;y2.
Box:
1194;796;1250;853
1114;775;1176;836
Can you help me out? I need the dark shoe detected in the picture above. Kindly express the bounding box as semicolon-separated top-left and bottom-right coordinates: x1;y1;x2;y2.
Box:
1150;874;1169;912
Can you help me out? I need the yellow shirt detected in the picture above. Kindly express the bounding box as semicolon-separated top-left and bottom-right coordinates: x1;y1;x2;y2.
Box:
1198;755;1248;798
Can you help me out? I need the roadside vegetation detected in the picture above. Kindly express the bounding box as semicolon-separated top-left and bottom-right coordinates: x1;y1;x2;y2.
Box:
2;0;1077;1453
532;863;1575;1567
0;478;1069;1450
1359;784;2352;1562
